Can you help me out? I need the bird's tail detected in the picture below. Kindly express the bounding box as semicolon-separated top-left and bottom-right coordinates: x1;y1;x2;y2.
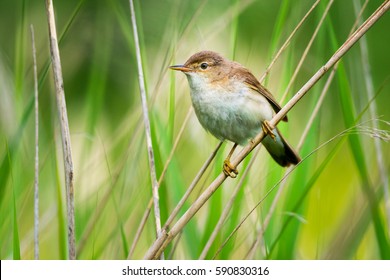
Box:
262;127;301;167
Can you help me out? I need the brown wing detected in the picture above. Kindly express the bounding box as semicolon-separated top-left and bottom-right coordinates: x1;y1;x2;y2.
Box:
240;67;288;122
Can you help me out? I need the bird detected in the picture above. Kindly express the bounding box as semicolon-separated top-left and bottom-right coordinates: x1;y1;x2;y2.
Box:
170;51;300;178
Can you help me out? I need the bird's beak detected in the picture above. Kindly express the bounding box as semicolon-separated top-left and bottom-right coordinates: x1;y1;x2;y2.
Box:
169;64;191;72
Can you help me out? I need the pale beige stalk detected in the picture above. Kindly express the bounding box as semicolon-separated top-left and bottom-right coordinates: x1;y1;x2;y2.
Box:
46;0;76;259
128;0;162;258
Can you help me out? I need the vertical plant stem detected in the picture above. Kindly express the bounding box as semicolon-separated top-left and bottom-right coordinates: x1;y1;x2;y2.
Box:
45;0;76;260
30;24;39;260
128;0;162;255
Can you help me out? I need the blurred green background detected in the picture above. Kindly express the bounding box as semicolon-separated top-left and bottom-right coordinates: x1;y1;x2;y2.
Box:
0;0;389;259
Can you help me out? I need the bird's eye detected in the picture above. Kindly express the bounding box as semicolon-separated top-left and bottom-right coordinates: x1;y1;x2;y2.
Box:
200;62;208;70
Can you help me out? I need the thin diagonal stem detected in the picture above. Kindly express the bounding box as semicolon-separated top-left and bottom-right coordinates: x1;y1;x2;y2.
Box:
127;107;192;259
163;141;224;230
158;108;193;186
217;118;389;259
246;62;337;259
259;0;321;83
280;0;334;103
199;148;260;259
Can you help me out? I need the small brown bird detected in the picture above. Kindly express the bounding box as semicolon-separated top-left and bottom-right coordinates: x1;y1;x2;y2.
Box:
170;51;300;177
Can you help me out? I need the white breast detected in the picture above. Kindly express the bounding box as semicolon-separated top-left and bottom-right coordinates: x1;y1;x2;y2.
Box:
185;73;275;145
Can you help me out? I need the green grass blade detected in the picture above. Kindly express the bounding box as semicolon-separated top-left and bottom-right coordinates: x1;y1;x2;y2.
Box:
269;0;291;58
9;144;20;259
12;193;21;260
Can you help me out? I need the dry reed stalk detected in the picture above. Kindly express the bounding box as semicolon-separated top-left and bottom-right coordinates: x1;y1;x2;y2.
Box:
144;1;390;259
45;0;76;259
128;0;162;254
163;141;224;229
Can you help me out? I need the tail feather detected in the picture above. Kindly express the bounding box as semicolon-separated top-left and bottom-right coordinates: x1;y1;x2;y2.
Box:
262;127;301;167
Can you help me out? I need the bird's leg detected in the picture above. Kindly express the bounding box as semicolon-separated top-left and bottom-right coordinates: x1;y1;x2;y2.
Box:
223;143;239;178
262;120;276;140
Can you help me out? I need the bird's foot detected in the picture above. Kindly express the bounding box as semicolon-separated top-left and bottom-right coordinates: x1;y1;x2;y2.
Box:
262;120;276;140
223;159;238;178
